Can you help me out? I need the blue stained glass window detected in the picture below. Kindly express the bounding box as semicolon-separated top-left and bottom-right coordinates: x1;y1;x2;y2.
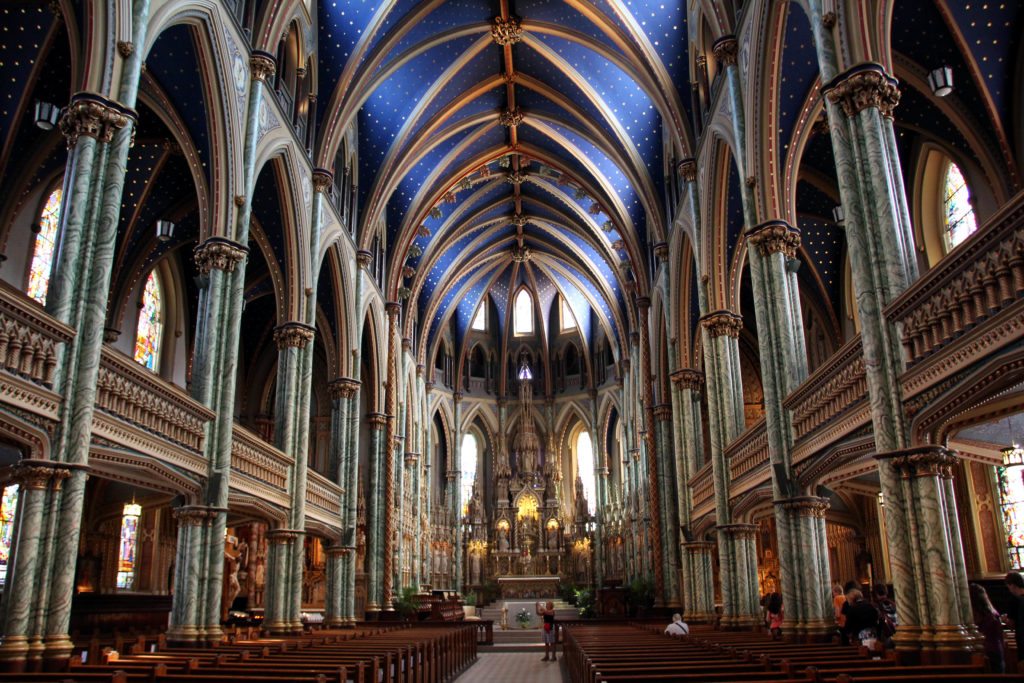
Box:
133;271;163;371
943;162;978;251
27;187;62;304
998;463;1024;570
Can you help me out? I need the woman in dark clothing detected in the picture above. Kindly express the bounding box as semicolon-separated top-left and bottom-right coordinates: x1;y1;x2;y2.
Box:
971;582;1005;673
842;589;879;645
536;600;557;661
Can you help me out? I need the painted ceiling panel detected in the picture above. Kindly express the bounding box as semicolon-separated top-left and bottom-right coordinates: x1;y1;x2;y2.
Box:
543;266;594;344
777;2;818;172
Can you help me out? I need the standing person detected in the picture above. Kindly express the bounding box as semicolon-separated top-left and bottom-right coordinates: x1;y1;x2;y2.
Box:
832;584;847;626
766;592;784;640
665;612;689;636
971;583;1006;673
536;600;557;661
1004;572;1024;667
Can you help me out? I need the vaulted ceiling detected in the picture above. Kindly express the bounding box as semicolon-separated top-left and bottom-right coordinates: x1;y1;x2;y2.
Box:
315;0;693;363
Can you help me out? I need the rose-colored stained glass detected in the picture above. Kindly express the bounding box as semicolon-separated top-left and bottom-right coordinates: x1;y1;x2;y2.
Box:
0;485;19;586
133;271;163;371
998;465;1024;569
27;188;62;304
943;162;978;251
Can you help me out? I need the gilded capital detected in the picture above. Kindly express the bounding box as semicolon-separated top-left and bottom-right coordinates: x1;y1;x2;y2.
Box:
700;310;743;338
328;377;360;400
173;505;220;526
491;16;523;46
193;237;249;274
715;522;758;540
653;404;673;422
249;52;277;83
671;368;704;391
367;412;388;430
824;63;900;118
385;301;402;317
876;445;959;479
747;220;801;259
775;496;830;518
11;460;71;490
635;296;651;310
712;35;739;67
274;322;316;349
59;94;132;147
356;250;374;269
653;242;669;262
312;168;334;193
677;158;697;183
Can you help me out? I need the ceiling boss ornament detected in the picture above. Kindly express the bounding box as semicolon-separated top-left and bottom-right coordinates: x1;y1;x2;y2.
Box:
491;16;524;46
499;107;524;127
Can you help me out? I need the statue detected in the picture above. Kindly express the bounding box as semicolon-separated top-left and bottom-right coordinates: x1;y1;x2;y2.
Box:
546;524;559;551
575;476;589;518
469;481;484;524
470;551;482;585
497;526;510;552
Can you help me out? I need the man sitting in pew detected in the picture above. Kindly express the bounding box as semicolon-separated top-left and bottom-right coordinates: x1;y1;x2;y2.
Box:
665;612;689;636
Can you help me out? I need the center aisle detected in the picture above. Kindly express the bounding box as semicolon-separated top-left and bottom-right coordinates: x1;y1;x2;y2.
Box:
454;652;569;682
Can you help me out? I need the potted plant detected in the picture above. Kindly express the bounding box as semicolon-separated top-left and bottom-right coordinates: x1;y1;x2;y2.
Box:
515;607;532;629
463;593;478;619
392;586;420;621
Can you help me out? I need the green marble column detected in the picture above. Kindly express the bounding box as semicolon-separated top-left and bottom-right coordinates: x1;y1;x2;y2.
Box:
340;377;361;625
654;404;680;607
773;497;831;638
681;541;716;623
699;311;758;628
365;412;386;612
167;51;276;646
450;393;463;592
589;390;606;589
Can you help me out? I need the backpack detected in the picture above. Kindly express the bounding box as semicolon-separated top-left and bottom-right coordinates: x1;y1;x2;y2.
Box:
878;601;897;639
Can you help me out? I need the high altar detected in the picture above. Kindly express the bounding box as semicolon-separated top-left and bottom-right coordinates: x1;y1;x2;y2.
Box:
462;359;593;597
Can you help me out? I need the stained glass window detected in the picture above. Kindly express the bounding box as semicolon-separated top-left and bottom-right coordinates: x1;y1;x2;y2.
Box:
999;461;1024;570
943;162;978;251
460;433;478;517
27;187;62;304
471;303;486;331
560;297;576;331
576;431;596;515
116;502;142;589
133;271;163;371
514;289;533;336
0;485;19;586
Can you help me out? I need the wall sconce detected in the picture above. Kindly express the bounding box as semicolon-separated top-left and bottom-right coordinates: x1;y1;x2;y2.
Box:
928;66;954;97
832;204;845;225
34;101;60;130
156;219;175;242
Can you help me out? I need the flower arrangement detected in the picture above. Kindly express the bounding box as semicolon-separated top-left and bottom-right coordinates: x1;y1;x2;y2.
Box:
515;608;532;628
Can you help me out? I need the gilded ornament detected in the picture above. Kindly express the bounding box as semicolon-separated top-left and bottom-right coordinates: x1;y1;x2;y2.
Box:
712;36;739;67
748;221;801;258
249;52;277;83
193;238;248;274
59;96;131;147
824;64;901;118
273;322;316;349
491;16;524;46
700;310;743;338
498;107;524;127
312;168;334;193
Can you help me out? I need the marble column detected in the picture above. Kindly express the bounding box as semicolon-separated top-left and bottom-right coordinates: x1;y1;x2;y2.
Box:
699;311;758;627
774;497;832;639
681;541;716;623
166;51;276;646
264;529;300;633
450;393;463;592
339;377;361;625
324;545;349;627
654;403;680;607
589;390;606;589
365;412;387;613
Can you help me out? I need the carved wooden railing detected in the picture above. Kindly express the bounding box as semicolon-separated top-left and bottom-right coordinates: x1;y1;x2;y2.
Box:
96;349;214;454
783;337;869;455
726;419;769;485
0;282;74;391
688;462;714;517
306;469;342;518
886;190;1024;365
231;424;291;492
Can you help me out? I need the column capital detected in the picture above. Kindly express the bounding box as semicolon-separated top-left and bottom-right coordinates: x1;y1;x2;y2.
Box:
10;459;75;490
635;295;651;310
445;469;460;481
325;545;355;558
404;452;420;466
677;158;697;183
670;368;704;390
266;528;305;543
367;412;388;429
385;301;402;317
328;377;361;399
274;321;316;349
249;51;277;82
712;35;738;67
715;523;758;540
356;250;373;269
653;242;669;263
774;496;830;518
453;391;464;403
682;540;716;553
172;505;225;526
491;15;523;46
699;310;743;338
747;220;801;259
59;92;134;147
875;445;958;479
416;363;425;377
823;62;900;118
653;404;673;421
312;168;334;193
401;338;412;352
194;237;249;274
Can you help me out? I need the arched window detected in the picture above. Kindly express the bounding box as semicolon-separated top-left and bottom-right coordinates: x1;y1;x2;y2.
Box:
0;484;19;586
514;289;533;336
576;431;596;515
460;433;478;517
560;297;576;332
942;161;978;251
116;501;142;589
27;186;62;304
471;303;486;331
134;270;164;371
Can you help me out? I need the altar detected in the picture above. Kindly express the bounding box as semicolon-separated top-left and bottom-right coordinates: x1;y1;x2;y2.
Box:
497;575;560;600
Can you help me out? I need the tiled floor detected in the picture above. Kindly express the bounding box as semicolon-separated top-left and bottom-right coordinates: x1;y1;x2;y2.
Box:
454;652;568;682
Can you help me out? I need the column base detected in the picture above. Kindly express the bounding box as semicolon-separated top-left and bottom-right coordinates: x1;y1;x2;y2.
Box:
795;619;836;643
0;637;28;672
165;625;200;646
892;624;981;665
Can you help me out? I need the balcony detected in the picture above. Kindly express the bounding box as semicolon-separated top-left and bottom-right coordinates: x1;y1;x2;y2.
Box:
305;469;342;527
726;419;769;497
688;462;715;518
230;424;292;509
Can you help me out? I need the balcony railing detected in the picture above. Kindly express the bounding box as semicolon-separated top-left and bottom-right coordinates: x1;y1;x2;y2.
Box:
783;337;869;459
0;282;74;391
95;349;215;456
306;469;342;520
231;424;292;497
726;419;769;487
688;462;714;517
887;190;1024;366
